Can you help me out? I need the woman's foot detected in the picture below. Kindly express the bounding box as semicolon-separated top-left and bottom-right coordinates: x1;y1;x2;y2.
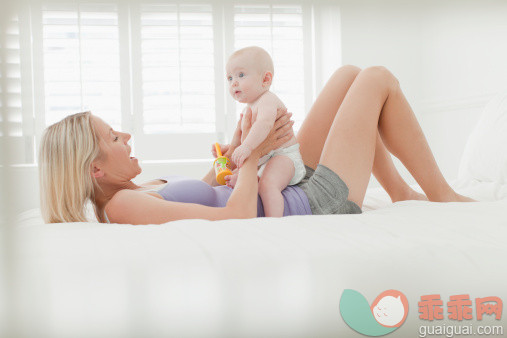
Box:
428;190;476;202
391;187;428;203
454;193;476;202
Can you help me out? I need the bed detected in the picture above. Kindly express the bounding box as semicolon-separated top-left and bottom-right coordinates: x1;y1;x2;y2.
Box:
12;93;507;338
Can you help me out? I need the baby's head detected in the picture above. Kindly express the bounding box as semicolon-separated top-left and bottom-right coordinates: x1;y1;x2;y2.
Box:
226;46;274;103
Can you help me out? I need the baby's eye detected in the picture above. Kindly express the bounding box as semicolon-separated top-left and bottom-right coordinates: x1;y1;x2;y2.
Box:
227;76;232;81
239;72;244;78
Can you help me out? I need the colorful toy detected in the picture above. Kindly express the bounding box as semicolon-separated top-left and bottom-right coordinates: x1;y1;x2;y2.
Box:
213;143;233;185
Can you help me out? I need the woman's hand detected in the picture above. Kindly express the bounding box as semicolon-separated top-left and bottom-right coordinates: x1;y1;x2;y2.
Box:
250;108;294;158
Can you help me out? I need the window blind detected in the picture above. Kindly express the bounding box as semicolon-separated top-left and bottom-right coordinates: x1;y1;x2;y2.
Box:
233;4;305;125
1;14;22;138
0;13;28;165
140;3;215;134
3;0;340;165
42;3;121;129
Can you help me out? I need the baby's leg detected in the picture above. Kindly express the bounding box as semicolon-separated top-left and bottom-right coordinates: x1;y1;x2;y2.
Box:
258;155;295;217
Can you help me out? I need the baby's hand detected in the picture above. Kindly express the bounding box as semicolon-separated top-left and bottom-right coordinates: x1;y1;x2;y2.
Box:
231;144;252;168
225;172;239;188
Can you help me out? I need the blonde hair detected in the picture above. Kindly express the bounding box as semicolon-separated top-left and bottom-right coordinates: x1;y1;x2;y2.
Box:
39;111;105;223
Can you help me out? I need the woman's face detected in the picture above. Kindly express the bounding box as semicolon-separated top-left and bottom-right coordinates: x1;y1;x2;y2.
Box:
91;115;141;182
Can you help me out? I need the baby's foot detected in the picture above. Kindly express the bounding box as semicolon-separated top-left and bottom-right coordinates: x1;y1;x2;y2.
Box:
225;173;239;188
392;188;428;203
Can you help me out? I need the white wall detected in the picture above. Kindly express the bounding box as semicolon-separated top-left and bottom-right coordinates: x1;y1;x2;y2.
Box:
5;0;507;213
338;0;507;186
339;0;423;102
419;0;507;183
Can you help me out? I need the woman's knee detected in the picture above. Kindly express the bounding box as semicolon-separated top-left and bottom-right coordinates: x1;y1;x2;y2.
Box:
331;65;362;81
360;66;399;88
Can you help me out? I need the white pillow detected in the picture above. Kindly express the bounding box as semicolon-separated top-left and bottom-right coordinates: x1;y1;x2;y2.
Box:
458;92;507;183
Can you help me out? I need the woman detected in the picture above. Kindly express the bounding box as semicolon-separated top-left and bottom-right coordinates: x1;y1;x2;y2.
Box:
39;65;472;224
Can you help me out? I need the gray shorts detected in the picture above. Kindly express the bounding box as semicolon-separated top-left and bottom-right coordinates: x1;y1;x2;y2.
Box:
297;164;362;215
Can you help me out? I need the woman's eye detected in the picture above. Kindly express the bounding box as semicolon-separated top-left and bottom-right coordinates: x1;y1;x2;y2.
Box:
114;136;119;141
239;72;244;77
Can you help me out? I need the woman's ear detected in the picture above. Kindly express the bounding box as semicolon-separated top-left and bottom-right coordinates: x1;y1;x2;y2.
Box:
262;71;273;87
91;163;104;178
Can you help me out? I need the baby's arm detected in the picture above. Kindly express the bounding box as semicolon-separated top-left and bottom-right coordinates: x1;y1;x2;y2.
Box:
243;102;277;149
232;98;277;167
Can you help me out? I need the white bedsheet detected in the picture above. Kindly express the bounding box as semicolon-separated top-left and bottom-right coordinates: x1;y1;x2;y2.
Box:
11;180;507;338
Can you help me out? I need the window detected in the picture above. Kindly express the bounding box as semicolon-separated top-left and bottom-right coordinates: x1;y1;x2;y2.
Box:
42;3;122;129
233;4;305;125
1;12;29;165
1;1;340;165
140;4;215;134
1;14;22;137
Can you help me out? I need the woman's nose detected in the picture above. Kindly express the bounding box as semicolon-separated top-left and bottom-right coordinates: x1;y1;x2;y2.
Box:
122;132;131;143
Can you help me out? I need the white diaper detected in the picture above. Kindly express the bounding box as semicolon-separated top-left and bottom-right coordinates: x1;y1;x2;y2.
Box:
257;143;306;185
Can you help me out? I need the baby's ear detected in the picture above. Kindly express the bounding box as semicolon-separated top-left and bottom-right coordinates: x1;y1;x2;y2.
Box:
262;71;273;87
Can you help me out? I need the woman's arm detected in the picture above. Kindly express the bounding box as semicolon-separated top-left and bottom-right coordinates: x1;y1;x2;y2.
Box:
107;151;261;225
107;112;294;225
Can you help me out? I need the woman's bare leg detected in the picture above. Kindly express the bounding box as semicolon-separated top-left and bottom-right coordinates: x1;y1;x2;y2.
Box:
297;65;425;202
298;65;361;169
318;66;470;207
373;133;427;202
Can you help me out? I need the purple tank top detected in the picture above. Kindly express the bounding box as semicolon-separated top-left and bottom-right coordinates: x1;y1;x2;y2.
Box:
157;176;312;217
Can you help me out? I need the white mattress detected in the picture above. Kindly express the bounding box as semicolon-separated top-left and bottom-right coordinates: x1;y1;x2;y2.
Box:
11;180;507;338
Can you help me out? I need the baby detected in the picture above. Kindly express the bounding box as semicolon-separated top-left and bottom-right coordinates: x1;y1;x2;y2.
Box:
225;46;306;217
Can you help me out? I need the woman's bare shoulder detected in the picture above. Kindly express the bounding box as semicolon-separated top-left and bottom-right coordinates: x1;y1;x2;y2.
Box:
139;179;167;187
108;187;162;204
103;187;228;225
105;189;163;223
105;189;142;217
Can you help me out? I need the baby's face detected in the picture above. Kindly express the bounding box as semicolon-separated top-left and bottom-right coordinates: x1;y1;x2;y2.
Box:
226;54;266;103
